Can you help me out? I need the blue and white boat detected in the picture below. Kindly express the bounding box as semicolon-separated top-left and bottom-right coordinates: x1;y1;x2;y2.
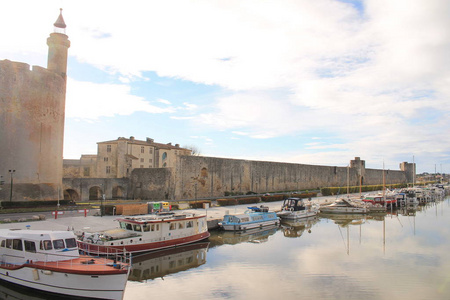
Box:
219;206;280;231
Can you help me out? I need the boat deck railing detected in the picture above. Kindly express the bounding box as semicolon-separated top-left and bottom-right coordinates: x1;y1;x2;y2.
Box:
1;250;131;271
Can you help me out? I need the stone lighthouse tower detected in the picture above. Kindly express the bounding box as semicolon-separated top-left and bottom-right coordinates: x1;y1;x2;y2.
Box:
0;9;70;201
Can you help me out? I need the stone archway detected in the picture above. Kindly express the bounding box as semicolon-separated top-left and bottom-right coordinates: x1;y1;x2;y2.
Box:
112;185;125;199
64;189;79;202
89;186;103;200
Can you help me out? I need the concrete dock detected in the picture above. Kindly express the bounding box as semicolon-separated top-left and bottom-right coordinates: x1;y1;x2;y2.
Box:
0;195;343;232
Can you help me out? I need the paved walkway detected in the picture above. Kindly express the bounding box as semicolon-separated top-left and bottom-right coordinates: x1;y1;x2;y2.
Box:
0;194;350;232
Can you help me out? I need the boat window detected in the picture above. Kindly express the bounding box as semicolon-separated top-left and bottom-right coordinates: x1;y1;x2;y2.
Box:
133;225;142;232
179;222;185;229
24;240;36;253
53;239;65;250
5;239;12;249
40;240;53;250
12;239;23;251
65;238;77;248
1;240;5;247
126;223;133;230
241;217;250;222
119;222;126;229
169;223;176;230
253;216;263;221
143;224;150;232
186;221;193;228
156;224;160;231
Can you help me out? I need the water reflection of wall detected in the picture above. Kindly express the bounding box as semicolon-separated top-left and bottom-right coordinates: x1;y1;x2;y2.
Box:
208;226;279;247
128;242;209;281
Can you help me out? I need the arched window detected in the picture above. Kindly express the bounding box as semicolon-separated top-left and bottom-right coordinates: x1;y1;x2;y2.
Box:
162;152;167;160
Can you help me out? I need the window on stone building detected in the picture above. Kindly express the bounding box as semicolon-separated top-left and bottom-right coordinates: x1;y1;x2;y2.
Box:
104;157;108;162
106;166;111;174
149;148;153;154
162;152;167;160
141;146;144;153
83;167;90;176
149;159;152;163
107;145;111;152
140;158;144;162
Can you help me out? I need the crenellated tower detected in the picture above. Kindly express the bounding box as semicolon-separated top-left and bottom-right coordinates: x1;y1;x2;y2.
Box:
0;9;70;201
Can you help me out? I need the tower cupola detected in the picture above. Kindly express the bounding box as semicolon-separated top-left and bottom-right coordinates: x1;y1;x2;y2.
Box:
53;8;67;34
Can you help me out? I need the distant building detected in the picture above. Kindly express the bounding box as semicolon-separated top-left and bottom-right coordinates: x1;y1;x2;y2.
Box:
63;136;192;179
0;10;70;201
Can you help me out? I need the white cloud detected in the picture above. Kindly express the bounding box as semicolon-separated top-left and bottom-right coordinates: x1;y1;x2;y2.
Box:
66;78;175;120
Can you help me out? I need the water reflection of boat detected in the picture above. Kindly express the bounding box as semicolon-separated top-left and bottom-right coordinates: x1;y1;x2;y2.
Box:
209;225;279;246
281;216;319;238
320;213;366;227
0;279;61;300
128;242;209;282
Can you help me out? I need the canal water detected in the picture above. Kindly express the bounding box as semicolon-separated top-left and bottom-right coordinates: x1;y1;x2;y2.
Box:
123;197;450;300
0;197;448;300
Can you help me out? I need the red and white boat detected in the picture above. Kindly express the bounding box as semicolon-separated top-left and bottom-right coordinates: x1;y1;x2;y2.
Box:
77;212;210;255
362;194;397;208
0;229;129;300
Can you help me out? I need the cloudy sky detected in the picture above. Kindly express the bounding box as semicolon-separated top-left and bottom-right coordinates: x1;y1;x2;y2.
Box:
1;0;449;174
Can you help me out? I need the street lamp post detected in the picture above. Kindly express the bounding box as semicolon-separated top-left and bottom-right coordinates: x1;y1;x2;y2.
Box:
9;170;15;202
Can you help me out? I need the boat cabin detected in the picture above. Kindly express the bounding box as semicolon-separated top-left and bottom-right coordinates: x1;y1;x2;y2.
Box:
0;229;79;265
282;198;308;211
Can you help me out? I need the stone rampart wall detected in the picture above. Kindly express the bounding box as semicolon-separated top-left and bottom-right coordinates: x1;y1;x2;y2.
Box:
0;59;66;201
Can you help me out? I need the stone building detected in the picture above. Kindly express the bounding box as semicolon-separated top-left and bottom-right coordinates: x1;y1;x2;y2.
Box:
0;10;70;201
63;136;191;179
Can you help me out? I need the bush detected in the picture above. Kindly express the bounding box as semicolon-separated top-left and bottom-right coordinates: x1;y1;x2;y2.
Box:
320;184;407;196
236;197;260;205
261;194;285;202
217;198;238;206
189;200;212;209
0;200;73;209
289;192;317;199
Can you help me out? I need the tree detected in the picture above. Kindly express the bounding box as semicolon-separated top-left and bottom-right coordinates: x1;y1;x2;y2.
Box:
184;145;201;156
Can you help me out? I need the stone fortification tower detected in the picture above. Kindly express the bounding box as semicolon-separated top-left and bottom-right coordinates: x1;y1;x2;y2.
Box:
0;9;70;201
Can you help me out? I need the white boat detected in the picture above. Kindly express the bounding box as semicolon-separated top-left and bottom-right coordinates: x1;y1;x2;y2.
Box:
320;197;368;214
277;197;320;220
0;229;129;300
77;212;210;255
219;206;280;231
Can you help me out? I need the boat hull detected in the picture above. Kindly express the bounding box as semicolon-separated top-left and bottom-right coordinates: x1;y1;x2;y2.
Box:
277;210;318;220
78;231;210;255
319;207;367;214
0;265;127;300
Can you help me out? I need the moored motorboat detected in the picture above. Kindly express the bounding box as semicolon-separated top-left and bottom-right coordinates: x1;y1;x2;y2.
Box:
277;197;320;220
0;229;129;300
320;197;368;214
362;194;397;208
219;206;280;231
77;212;210;255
